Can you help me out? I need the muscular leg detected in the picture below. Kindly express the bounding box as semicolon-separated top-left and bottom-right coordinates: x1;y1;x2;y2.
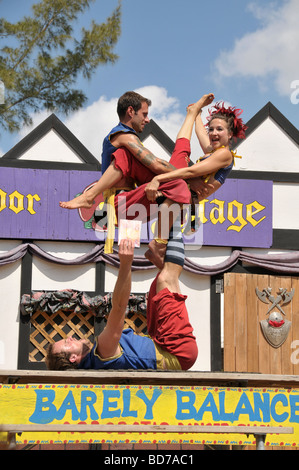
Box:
156;261;182;293
146;235;185;338
60;161;123;209
146;240;198;370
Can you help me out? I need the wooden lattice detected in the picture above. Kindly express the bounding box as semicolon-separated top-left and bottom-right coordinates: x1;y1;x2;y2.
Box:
29;310;95;363
124;311;147;335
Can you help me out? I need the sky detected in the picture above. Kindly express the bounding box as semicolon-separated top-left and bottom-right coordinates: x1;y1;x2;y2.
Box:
1;0;299;161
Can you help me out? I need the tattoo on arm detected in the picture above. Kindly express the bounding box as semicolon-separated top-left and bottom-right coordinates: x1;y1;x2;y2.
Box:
127;139;176;171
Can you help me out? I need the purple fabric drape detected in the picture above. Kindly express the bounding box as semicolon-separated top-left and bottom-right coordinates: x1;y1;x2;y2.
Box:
1;242;299;275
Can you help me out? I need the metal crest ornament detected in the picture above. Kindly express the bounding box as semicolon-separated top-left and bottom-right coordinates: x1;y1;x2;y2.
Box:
260;311;291;348
256;287;294;348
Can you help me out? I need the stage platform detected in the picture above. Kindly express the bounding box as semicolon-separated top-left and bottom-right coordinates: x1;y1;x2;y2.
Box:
1;369;299;387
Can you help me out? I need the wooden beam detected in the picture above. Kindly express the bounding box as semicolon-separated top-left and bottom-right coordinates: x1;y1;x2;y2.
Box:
0;424;294;435
2;369;299;387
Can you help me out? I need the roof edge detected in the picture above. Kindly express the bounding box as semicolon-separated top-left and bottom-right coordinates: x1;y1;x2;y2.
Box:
232;101;299;148
1;113;100;169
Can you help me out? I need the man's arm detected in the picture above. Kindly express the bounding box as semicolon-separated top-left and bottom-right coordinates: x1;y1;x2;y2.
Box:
96;239;134;359
112;132;176;174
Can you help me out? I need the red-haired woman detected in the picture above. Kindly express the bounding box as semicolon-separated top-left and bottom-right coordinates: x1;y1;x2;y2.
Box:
145;100;248;267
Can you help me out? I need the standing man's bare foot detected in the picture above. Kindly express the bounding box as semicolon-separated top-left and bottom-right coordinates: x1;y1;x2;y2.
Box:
145;239;167;270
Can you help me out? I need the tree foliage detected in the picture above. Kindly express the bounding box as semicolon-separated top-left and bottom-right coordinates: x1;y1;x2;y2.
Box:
0;0;121;133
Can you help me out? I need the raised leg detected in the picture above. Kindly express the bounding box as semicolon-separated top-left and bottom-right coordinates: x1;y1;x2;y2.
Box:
176;93;214;141
59;162;123;209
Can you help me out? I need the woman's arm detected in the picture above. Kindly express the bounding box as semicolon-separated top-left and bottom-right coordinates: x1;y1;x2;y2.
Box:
195;113;213;154
189;176;221;201
145;147;232;201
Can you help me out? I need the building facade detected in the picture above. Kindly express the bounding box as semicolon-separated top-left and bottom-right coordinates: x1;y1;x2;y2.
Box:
0;102;298;374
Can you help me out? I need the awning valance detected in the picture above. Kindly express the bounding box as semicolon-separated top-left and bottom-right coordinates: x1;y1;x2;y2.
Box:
1;242;299;276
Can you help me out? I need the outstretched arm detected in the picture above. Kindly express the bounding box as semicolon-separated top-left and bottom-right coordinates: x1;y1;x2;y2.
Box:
96;239;134;359
195;113;213;154
145;147;232;201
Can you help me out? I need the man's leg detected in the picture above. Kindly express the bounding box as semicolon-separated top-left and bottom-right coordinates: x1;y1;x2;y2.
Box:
146;229;185;333
146;240;198;370
145;206;184;270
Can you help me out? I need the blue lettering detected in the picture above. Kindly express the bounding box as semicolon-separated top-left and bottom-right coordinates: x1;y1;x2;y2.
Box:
196;392;220;421
253;392;270;422
289;395;299;423
56;390;80;421
29;390;56;424
271;394;288;423
175;391;196;420
218;391;234;422
122;389;137;418
80;391;99;421
101;390;121;419
136;389;162;419
233;393;255;421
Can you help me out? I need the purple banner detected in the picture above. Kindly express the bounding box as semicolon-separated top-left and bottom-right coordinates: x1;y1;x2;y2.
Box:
0;167;272;248
182;178;273;248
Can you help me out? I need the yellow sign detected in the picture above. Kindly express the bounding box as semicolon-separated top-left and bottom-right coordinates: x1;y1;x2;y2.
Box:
0;384;298;447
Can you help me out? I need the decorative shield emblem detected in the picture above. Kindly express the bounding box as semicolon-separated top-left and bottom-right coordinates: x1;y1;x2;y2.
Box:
260;311;291;348
256;287;294;348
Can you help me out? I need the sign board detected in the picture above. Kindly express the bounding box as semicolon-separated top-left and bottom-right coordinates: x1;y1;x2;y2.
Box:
0;384;297;447
0;167;272;248
195;178;272;248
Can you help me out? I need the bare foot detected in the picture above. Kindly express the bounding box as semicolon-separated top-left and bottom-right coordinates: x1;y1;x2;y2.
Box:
199;93;214;108
145;239;167;270
59;192;94;210
188;93;214;116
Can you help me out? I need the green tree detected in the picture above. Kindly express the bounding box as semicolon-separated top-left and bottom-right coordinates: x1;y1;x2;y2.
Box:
0;0;121;133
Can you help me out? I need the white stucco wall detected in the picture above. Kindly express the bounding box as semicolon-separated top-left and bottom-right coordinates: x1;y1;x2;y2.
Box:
234;117;299;172
18;129;85;163
0;241;99;370
0;240;22;369
31;241;96;291
273;183;299;229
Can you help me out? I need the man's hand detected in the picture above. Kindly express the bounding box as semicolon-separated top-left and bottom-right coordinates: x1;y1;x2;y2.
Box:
189;178;215;200
118;238;134;265
145;177;160;202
